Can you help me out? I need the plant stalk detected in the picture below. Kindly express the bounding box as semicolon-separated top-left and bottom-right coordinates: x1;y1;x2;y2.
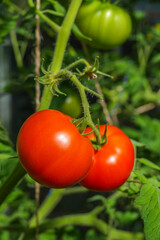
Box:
39;0;83;110
70;74;102;144
36;10;60;32
10;30;23;68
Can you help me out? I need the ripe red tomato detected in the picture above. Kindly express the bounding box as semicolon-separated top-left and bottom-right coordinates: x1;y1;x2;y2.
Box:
80;125;134;191
17;110;94;188
76;1;132;49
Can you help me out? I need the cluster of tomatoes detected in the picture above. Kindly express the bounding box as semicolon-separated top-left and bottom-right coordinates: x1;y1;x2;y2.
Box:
16;1;134;192
17;109;134;192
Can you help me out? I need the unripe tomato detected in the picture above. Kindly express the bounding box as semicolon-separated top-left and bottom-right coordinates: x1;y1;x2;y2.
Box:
76;1;132;49
80;125;134;191
17;110;94;188
60;94;81;118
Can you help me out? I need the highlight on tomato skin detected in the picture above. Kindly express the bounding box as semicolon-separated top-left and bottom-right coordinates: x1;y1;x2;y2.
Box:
16;109;94;189
80;125;135;192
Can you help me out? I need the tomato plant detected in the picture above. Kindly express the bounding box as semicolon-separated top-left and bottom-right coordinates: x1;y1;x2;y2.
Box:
60;93;82;118
16;109;94;188
76;0;132;49
81;125;135;191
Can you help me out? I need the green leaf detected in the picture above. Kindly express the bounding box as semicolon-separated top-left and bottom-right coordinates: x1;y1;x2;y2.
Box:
134;170;148;184
137;158;160;171
151;54;160;64
128;183;140;196
134;116;160;155
0;154;15;160
0;14;18;39
135;182;160;240
0;122;13;147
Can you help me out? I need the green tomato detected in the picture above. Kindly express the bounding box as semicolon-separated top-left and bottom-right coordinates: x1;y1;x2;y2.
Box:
60;94;81;118
76;1;132;49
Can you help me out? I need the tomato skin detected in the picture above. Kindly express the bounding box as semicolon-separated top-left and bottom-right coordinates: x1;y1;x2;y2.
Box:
76;1;132;49
80;125;134;191
16;110;94;188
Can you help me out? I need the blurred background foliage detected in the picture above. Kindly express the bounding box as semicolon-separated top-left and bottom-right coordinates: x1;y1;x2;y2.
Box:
0;0;160;239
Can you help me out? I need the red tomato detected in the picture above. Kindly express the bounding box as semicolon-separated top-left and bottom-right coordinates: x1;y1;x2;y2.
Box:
17;110;94;188
80;125;134;191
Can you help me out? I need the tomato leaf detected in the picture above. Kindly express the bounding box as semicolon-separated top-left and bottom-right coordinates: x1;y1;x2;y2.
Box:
128;183;140;195
0;14;18;42
137;158;160;171
0;153;17;160
134;170;148;184
0;122;13;147
151;54;160;64
135;182;160;240
134;116;160;155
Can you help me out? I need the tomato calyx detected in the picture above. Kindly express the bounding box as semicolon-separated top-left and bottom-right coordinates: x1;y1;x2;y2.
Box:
80;56;99;81
35;59;66;96
71;117;87;131
78;56;113;81
88;124;108;150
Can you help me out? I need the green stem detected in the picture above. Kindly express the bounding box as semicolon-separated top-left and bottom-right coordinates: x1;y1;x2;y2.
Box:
70;74;102;144
38;86;54;111
65;58;90;71
29;189;65;227
23;213;144;240
25;214;108;239
138;44;154;75
28;0;34;7
110;229;144;240
50;0;82;73
84;86;103;99
29;186;88;227
0;161;26;206
36;10;60;32
38;0;83;110
63;186;88;195
0;219;144;240
10;30;23;68
42;9;64;17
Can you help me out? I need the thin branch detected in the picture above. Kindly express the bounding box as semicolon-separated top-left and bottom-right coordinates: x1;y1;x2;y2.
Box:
95;80;113;125
35;0;41;111
36;9;60;33
135;103;155;114
35;1;41;239
81;41;113;125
